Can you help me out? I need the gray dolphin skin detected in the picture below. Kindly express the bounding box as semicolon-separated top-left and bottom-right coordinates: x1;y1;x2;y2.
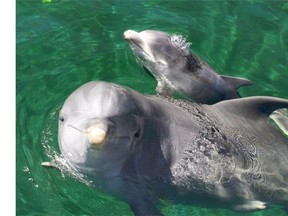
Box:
124;29;253;104
270;108;288;136
55;81;288;216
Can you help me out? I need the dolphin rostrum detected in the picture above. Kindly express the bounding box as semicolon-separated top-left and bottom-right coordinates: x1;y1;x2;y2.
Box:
124;29;253;104
43;81;288;215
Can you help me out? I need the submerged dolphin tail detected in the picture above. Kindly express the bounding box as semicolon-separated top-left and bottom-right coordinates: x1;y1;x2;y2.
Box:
221;75;253;90
215;96;288;118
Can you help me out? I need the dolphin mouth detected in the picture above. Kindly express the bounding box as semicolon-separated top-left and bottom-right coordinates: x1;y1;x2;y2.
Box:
66;122;134;152
124;30;153;62
128;39;152;61
67;123;108;150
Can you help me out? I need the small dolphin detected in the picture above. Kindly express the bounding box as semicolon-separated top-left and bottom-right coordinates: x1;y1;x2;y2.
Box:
124;29;252;104
45;81;288;215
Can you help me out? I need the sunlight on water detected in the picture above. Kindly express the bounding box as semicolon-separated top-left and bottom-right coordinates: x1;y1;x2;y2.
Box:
17;0;288;215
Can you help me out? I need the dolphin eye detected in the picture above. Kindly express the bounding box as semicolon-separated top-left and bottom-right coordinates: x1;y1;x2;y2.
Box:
59;116;65;122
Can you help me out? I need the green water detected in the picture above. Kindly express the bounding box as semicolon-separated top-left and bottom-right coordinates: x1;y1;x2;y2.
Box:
16;0;288;215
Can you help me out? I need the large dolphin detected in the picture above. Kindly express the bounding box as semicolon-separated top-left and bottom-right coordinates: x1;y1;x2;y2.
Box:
45;81;288;215
124;29;252;104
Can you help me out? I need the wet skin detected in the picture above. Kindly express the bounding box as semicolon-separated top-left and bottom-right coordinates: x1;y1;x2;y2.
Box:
52;81;288;216
124;29;253;104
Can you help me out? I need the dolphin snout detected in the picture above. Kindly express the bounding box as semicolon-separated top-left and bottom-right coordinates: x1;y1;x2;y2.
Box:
124;29;137;40
87;122;108;150
123;30;143;45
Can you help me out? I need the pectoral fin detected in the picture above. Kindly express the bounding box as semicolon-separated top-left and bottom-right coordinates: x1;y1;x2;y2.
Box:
270;108;288;136
233;200;266;211
41;161;59;169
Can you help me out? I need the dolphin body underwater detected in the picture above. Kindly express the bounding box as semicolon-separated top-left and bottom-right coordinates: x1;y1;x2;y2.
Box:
43;81;288;215
124;29;253;104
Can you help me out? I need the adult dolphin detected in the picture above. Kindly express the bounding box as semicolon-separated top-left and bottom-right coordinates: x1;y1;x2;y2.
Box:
124;29;252;104
43;81;288;215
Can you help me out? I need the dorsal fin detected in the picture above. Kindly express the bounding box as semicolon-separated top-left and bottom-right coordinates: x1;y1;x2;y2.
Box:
215;96;288;118
221;75;253;90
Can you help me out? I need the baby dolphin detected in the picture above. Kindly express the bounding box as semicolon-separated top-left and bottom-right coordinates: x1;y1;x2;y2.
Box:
49;81;288;216
124;29;252;104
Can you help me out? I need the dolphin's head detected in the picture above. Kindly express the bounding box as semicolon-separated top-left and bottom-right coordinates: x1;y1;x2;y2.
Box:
124;29;193;75
58;81;143;177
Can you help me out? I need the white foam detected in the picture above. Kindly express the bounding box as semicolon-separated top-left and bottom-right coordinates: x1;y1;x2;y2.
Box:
170;34;191;56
